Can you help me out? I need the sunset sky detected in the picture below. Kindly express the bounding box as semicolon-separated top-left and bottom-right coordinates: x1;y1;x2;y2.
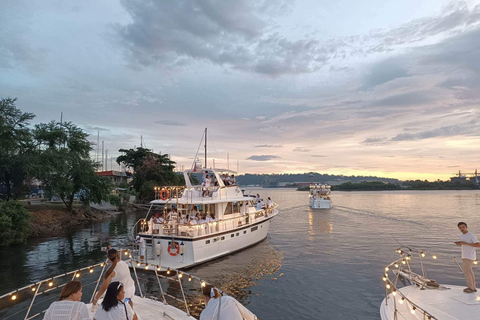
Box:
2;0;480;180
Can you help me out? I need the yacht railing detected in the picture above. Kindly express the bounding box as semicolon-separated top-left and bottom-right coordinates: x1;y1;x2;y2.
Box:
138;204;278;238
382;245;478;320
0;248;219;320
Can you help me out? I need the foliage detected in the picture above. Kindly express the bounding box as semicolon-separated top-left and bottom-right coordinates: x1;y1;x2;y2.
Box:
0;98;36;199
402;180;478;190
0;200;31;246
33;121;112;211
108;195;121;207
117;147;183;200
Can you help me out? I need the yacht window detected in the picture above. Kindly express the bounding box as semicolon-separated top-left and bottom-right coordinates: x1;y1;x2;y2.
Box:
221;236;225;240
251;226;258;232
236;233;239;236
224;202;234;215
206;240;210;244
231;234;234;238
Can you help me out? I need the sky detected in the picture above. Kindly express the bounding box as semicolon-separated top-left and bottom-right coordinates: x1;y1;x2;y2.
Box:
2;0;480;181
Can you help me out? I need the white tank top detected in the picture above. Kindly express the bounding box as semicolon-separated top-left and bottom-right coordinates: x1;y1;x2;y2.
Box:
111;260;135;299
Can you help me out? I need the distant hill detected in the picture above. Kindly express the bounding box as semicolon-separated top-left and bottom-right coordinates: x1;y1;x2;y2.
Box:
237;173;399;187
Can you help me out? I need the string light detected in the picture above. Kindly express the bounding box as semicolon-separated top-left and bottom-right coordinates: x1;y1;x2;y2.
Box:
124;251;129;256
411;307;416;314
188;276;193;282
201;281;206;287
402;259;406;265
100;263;105;267
157;265;161;271
75;273;80;278
145;264;149;270
382;276;387;281
48;280;54;287
399;297;405;304
137;261;141;267
385;267;389;272
11;294;17;301
475;260;478;265
386;284;391;289
420;251;426;257
31;286;36;292
392;289;397;296
394;263;399;268
89;268;94;273
178;273;183;279
167;268;171;275
432;255;437;260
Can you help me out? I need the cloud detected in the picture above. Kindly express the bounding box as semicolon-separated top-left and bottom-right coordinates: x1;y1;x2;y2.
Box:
390;122;479;141
311;155;327;158
254;144;283;148
154;120;186;126
247;155;280;161
362;137;388;145
359;57;410;91
292;147;310;152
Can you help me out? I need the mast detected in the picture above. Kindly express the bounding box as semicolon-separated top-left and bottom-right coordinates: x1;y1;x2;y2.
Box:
204;128;207;168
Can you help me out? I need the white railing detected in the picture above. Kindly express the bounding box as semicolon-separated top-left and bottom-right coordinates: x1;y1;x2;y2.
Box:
0;248;218;320
140;204;277;238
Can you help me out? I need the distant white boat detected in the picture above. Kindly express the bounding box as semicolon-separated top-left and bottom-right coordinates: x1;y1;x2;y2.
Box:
380;245;480;320
309;184;332;209
133;167;278;270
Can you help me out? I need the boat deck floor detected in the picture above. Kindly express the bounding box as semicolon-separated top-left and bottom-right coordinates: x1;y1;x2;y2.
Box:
381;284;480;319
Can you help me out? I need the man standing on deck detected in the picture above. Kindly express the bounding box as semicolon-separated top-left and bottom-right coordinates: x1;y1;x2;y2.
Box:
454;222;479;293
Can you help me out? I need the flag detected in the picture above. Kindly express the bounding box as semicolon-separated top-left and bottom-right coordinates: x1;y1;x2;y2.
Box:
193;161;197;172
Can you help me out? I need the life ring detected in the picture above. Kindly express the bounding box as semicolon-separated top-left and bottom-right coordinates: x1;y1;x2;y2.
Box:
159;188;170;200
168;242;180;256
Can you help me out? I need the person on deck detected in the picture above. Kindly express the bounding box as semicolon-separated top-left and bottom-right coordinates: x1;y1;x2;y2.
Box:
93;282;137;320
92;249;136;308
202;174;212;196
267;197;273;209
200;285;257;320
43;281;90;320
454;222;479;293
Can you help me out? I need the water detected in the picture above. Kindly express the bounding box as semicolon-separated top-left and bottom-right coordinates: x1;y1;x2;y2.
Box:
2;189;480;319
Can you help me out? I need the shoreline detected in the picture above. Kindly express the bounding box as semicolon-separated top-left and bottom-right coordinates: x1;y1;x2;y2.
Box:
26;203;117;238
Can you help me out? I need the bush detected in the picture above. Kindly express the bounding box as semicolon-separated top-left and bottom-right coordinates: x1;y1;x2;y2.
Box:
0;200;31;246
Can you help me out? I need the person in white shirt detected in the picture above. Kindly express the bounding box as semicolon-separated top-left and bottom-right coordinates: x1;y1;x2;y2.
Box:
93;249;136;307
135;235;146;260
203;174;212;196
454;221;479;293
256;200;262;210
267;197;273;209
200;285;257;320
94;282;137;320
43;280;90;320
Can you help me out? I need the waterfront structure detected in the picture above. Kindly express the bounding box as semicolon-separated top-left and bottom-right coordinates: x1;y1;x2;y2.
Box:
132;168;278;270
380;245;480;320
309;184;332;209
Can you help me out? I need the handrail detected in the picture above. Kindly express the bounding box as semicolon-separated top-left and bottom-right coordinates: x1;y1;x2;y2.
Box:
137;204;278;238
381;245;461;320
0;248;220;320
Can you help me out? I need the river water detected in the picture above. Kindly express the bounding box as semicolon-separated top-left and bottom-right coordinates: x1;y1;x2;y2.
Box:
2;189;480;319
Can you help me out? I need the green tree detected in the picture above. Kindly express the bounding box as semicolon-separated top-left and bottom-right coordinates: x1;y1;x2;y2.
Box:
0;98;36;199
33;121;112;211
0;200;31;246
117;147;183;199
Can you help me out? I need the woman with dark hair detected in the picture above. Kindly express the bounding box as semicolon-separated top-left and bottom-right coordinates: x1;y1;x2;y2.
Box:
94;282;137;320
92;249;135;308
43;280;90;320
200;285;257;320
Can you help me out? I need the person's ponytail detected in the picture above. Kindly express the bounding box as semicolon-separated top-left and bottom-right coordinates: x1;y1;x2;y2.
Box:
104;249;119;279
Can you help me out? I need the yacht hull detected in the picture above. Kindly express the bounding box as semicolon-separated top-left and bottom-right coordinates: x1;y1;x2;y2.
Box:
137;215;275;270
310;199;332;209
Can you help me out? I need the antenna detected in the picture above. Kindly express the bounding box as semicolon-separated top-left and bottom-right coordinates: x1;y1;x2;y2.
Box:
204;128;207;168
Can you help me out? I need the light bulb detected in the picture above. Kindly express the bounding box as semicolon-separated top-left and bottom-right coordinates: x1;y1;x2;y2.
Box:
75;273;80;278
432;255;437;260
385;267;389;272
48;281;54;287
392;290;397;296
420;252;426;257
386;284;391;289
382;277;387;281
399;298;404;304
31;287;36;292
201;281;206;287
145;264;149;270
402;259;406;265
394;263;399;268
178;273;183;278
89;268;94;273
157;266;161;271
137;261;141;266
188;276;192;282
11;294;17;301
474;260;478;265
411;307;416;314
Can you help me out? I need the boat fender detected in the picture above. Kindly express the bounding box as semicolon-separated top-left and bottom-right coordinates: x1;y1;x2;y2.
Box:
156;241;162;257
179;242;186;255
168;241;180;256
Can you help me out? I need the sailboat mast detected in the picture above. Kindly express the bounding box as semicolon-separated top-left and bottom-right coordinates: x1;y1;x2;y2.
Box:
204;128;207;168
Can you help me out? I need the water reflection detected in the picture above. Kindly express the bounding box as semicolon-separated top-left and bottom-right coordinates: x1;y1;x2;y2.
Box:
308;209;333;235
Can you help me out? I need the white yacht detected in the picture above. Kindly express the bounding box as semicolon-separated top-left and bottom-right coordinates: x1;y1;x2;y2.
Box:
133;167;278;270
309;184;332;209
0;249;240;320
380;245;480;320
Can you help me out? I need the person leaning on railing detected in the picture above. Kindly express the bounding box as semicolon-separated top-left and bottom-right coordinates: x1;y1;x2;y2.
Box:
43;280;90;320
200;285;257;320
93;282;137;320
